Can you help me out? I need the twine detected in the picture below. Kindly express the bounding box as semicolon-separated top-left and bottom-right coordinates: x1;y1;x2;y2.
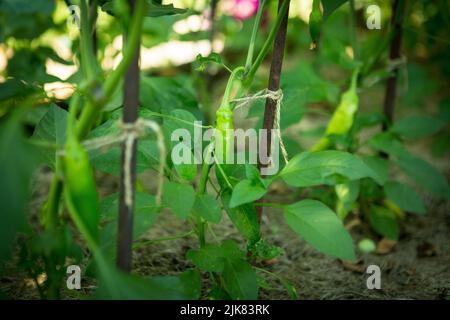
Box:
75;118;166;208
231;88;289;164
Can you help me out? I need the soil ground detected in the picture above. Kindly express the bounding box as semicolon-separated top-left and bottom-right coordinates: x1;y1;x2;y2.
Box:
2;169;448;300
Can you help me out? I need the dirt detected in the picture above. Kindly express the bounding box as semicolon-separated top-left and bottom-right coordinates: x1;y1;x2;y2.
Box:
131;183;450;300
1;167;449;300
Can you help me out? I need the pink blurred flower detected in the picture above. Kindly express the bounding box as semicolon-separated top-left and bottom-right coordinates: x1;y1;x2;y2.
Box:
224;0;259;21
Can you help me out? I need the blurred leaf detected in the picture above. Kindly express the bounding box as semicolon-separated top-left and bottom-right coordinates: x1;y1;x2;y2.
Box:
391;115;445;140
102;0;187;17
369;206;399;240
279;151;377;187
335;180;360;220
193;194;221;223
384;181;425;215
230;179;267;208
162;182;195;219
0;79;35;101
322;0;349;20
195;53;228;72
0;115;38;260
97;266;200;299
395;155;450;199
361;155;389;185
187;240;258;300
284;200;356;261
140;75;200;116
32;104;68;168
368;132;409;158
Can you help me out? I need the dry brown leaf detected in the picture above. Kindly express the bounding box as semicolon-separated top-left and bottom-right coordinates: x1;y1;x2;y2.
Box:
375;238;397;255
340;259;365;273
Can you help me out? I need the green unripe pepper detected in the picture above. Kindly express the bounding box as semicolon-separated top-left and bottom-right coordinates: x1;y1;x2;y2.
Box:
215;105;234;164
63;135;100;243
309;0;323;49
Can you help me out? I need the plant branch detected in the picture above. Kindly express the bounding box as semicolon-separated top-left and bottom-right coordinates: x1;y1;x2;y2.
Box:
382;0;406;131
117;0;141;273
245;0;267;72
244;0;290;86
256;0;290;222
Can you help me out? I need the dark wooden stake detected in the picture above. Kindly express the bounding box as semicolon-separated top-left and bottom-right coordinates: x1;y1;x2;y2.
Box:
257;0;290;222
382;0;406;131
117;0;140;272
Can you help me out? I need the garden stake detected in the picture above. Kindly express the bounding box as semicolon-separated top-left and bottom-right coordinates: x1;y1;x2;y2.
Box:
383;0;406;131
257;0;290;222
117;0;141;272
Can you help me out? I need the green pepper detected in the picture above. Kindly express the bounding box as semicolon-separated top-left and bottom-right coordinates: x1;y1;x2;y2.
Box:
215;105;234;164
309;0;323;49
62;134;99;243
311;69;359;151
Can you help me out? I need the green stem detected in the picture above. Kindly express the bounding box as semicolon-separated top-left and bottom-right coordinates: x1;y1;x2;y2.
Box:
244;0;291;86
76;0;147;139
254;202;285;209
349;0;359;61
80;0;97;78
220;67;245;109
196;162;212;247
245;0;266;72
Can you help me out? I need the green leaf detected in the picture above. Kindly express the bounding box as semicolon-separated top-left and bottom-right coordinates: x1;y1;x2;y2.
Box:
391;115;446;140
222;259;258;300
174;158;197;182
220;241;257;300
31;104;68;168
395;156;450;199
187;240;258;299
221;191;261;245
97;266;200;300
88;120;160;176
284;200;356;261
279;151;376;187
140;76;200;115
186;244;225;272
193;194;221;223
102;0;187;17
230;179;267;208
99;192;160;234
361;155;389;185
162;182;195;219
369;206;399;240
335;180;360;220
162;108;197;149
0;116;38;260
147;1;187;17
311;81;358;151
195;53;227;72
368;132;409;158
384;181;426;215
322;0;349;20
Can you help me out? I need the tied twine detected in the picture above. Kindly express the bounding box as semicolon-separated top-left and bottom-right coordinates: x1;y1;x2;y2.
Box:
231;88;289;165
80;118;166;208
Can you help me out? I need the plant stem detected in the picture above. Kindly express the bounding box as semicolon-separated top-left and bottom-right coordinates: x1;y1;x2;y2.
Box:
349;0;359;61
244;0;291;87
76;0;147;139
221;67;245;108
117;0;141;273
382;0;406;131
196;162;212;247
256;0;290;222
245;0;266;72
79;0;97;78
